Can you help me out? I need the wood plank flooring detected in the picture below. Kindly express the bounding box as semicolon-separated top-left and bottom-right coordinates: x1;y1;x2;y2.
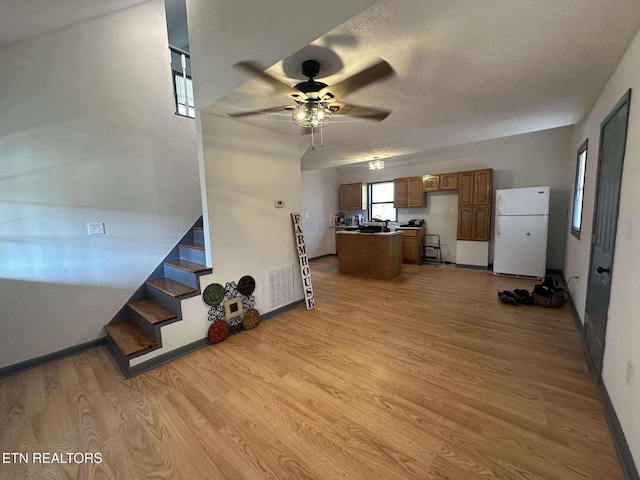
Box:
0;257;623;479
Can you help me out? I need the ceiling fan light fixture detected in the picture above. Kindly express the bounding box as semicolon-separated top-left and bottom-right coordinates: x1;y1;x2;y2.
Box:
368;158;384;170
292;103;332;128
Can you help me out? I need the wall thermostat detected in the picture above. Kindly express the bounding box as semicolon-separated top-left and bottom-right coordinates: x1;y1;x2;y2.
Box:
274;200;284;208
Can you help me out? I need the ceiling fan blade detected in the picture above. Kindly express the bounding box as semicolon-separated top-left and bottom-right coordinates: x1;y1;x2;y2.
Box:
233;61;302;98
332;102;391;121
319;58;395;99
228;105;294;118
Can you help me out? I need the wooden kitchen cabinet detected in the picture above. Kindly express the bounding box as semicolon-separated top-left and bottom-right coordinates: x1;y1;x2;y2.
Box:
473;169;492;205
339;183;366;210
458;171;474;205
393;178;408;208
440;173;458;190
399;227;426;263
456;169;492;241
394;177;426;208
423;175;440;192
457;207;473;240
472;206;491;241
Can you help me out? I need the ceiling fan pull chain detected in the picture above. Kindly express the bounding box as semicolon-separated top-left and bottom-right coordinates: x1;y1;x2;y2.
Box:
320;124;324;148
311;126;315;150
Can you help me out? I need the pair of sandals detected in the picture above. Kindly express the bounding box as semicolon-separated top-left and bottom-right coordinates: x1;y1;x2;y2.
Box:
498;289;534;306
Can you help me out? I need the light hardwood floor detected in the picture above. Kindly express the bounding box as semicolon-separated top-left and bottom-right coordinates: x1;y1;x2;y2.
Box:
0;257;623;479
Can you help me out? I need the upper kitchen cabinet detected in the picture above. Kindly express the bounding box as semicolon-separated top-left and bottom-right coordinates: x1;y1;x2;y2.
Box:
394;176;426;208
458;169;492;205
440;173;458;190
458;171;474;205
423;175;440;192
472;169;492;205
340;183;367;210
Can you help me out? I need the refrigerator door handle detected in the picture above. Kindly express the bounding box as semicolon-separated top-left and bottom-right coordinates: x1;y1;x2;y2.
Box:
497;195;502;215
497;216;501;237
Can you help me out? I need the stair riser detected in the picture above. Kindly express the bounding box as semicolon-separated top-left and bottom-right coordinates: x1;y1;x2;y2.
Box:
145;285;182;313
126;309;163;344
163;264;198;290
193;229;205;244
179;246;206;264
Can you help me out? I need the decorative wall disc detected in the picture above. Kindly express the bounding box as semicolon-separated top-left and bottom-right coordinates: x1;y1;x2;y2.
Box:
207;320;229;344
237;275;256;295
203;283;225;306
242;309;260;330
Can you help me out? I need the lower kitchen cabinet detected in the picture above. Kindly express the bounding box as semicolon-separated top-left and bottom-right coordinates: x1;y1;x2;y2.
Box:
399;227;426;263
457;206;490;241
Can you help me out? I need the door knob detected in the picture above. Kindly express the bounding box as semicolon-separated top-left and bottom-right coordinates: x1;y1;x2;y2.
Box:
596;266;610;274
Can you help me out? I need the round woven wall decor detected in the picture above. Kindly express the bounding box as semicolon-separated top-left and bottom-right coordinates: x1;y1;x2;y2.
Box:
242;309;260;330
203;283;225;306
207;320;229;344
237;275;256;296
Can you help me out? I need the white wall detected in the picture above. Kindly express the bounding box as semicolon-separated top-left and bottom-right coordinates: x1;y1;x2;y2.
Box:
200;113;306;313
0;1;202;368
301;168;341;258
564;27;640;467
338;126;573;268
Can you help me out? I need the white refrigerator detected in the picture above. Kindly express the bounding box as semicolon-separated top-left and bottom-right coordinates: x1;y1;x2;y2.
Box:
493;186;550;278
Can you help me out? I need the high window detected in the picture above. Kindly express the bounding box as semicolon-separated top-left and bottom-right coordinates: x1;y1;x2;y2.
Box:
368;182;397;221
170;47;194;118
571;139;588;239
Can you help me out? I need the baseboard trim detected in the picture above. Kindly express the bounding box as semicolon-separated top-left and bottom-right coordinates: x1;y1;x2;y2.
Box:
261;298;305;320
599;382;640;480
0;338;106;378
568;296;585;339
455;263;489;270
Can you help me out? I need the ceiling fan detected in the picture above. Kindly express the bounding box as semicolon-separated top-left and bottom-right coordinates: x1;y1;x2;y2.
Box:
229;58;395;148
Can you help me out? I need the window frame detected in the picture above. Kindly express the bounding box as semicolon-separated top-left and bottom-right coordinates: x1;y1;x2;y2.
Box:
571;139;588;239
367;181;397;222
172;70;195;119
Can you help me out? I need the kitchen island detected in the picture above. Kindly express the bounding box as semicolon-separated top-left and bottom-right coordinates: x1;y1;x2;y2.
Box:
335;231;403;280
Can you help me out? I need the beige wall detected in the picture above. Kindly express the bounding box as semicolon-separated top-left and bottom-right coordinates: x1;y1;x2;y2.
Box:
301;168;341;258
564;27;640;467
200;114;307;313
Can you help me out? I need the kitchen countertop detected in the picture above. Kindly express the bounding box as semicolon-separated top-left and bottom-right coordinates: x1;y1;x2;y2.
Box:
329;225;359;229
335;231;403;236
395;226;426;230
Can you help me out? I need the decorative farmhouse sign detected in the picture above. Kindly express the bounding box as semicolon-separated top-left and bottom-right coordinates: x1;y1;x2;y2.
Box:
291;213;315;310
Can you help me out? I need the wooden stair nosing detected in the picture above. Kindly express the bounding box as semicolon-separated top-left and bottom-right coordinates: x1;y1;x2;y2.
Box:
128;298;178;325
178;242;205;250
146;277;197;298
105;321;158;358
164;259;211;274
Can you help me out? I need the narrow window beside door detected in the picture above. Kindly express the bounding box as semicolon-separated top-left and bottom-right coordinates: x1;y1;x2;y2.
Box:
571;139;588;239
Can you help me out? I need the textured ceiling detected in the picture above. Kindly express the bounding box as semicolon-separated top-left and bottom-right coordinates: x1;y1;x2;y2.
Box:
0;0;151;47
209;0;640;170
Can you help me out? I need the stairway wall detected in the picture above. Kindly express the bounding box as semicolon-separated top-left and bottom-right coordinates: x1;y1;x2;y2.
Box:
0;1;202;368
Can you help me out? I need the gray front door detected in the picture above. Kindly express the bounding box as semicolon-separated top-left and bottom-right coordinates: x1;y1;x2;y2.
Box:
585;89;632;378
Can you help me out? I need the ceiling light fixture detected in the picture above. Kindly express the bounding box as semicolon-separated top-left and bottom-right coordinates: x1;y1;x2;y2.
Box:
368;157;384;170
292;102;332;149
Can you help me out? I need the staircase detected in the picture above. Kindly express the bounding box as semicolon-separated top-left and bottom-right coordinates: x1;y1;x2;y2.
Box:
104;218;212;377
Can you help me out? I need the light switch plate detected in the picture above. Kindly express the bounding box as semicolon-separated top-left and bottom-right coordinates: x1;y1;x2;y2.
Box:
274;200;284;208
87;222;105;235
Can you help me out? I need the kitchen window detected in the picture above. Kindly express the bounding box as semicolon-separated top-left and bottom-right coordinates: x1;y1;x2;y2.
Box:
368;181;397;221
571;139;588;239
